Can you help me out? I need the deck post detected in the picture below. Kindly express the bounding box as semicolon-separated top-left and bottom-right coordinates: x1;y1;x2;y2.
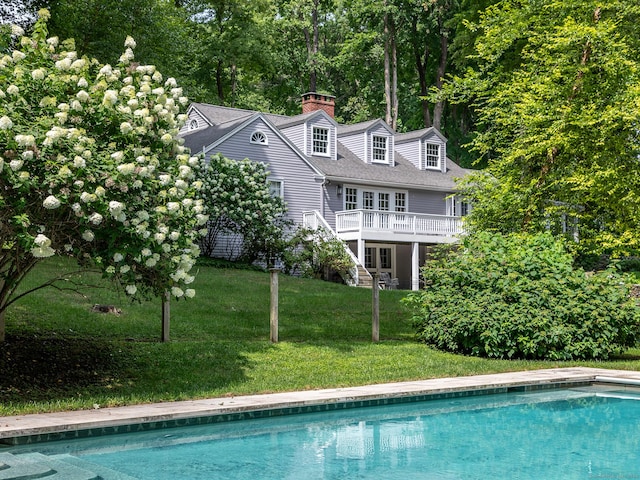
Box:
411;242;420;291
270;268;279;343
372;273;380;342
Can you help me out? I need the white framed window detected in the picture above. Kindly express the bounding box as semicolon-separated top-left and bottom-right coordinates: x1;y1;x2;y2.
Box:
378;192;389;211
312;127;329;155
269;179;284;198
372;135;388;163
424;142;440;169
189;119;199;130
362;191;374;210
250;130;268;145
447;195;471;216
345;187;358;210
343;186;408;212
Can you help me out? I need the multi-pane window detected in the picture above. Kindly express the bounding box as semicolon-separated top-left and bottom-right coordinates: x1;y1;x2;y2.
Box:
425;143;440;169
345;187;358;210
342;187;408;211
379;248;392;269
312;127;329;155
372;135;388;163
378;193;389;211
362;191;374;210
364;247;376;269
269;180;283;198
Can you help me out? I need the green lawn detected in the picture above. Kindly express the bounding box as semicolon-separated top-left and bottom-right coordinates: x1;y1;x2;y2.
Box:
2;257;640;416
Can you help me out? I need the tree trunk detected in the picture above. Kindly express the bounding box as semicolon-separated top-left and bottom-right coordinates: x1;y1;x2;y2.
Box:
216;59;224;103
432;21;449;131
390;16;398;130
303;0;320;92
384;9;392;127
230;63;237;107
415;44;432;128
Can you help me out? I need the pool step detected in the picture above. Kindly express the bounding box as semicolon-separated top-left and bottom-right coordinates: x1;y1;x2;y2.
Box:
0;452;137;480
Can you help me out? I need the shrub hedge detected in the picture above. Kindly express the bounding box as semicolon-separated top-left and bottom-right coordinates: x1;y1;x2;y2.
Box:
403;232;640;360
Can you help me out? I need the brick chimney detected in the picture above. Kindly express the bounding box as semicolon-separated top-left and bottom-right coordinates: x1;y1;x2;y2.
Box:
301;92;335;118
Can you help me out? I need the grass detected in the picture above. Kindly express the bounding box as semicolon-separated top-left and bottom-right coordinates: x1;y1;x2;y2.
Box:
2;256;640;416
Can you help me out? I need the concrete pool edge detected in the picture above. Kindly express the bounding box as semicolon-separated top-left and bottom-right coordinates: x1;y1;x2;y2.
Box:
2;367;640;445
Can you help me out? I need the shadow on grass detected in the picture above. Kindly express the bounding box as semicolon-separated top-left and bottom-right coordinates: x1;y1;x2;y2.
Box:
0;333;267;405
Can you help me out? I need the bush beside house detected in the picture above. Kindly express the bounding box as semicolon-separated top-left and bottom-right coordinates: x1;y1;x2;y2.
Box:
404;232;640;360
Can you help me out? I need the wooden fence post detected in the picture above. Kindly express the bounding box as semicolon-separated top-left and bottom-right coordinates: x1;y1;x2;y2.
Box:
372;273;380;342
162;290;170;342
270;268;279;343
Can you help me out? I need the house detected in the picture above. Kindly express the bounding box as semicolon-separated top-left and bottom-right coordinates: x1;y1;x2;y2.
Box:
180;93;472;290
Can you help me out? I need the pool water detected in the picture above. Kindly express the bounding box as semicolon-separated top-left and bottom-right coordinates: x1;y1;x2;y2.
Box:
8;386;640;479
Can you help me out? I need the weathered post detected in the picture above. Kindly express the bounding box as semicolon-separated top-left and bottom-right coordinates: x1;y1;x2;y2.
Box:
270;268;279;343
162;290;170;342
372;273;380;342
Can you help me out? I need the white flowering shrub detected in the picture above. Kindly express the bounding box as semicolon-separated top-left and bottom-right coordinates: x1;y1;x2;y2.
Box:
0;10;208;338
199;153;288;263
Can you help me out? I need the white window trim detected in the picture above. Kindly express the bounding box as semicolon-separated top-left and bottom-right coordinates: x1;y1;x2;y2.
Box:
343;185;409;211
371;134;390;164
424;142;441;170
268;178;284;198
250;130;268;145
312;126;331;157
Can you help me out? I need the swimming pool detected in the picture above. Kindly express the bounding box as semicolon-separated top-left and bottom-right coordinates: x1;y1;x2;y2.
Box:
4;383;640;479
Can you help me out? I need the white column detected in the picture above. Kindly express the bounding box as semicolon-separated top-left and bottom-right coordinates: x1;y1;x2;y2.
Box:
411;242;420;291
358;238;365;266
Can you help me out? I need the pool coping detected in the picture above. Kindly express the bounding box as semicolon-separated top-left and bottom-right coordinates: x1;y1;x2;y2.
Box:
2;367;640;445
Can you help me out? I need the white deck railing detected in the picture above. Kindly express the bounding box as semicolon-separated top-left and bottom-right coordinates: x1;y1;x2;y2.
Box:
335;210;464;237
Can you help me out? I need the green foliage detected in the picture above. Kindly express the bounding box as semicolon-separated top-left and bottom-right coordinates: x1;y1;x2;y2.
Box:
404;232;640;360
0;10;207;324
447;1;640;256
282;227;355;282
198;153;289;264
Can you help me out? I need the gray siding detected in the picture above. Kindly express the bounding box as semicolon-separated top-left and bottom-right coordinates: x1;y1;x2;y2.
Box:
278;123;305;153
395;141;420;169
408;189;449;215
339;132;365;162
322;183;343;229
209;118;321;224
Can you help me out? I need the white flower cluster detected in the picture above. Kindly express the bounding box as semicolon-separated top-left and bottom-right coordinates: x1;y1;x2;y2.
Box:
0;11;208;300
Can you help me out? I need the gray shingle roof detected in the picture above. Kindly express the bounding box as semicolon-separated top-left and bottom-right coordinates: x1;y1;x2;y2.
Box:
306;143;470;191
181;102;471;191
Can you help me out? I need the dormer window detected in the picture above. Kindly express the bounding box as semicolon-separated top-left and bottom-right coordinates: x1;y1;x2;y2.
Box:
189;119;199;130
250;130;268;145
424;143;440;169
312;127;329;155
372;135;388;163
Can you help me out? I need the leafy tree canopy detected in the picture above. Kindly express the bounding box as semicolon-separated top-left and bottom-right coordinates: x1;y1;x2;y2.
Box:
447;0;640;255
0;10;208;340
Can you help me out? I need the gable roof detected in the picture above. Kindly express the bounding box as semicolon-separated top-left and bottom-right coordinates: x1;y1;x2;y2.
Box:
181;111;324;177
180;102;471;191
